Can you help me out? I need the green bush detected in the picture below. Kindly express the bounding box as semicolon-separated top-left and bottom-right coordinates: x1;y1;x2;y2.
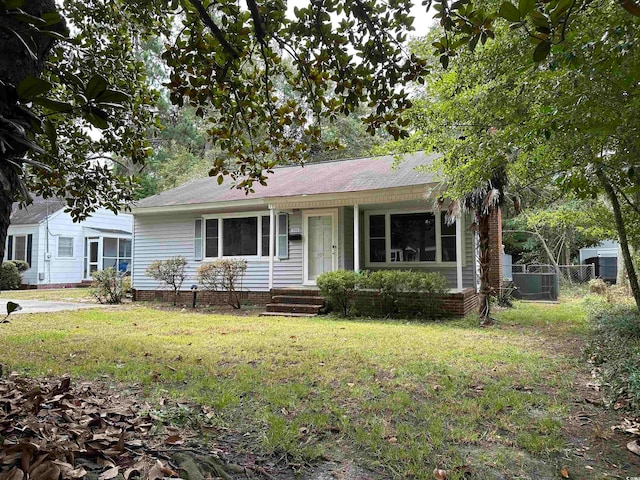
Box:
317;269;448;319
197;259;248;309
11;260;29;273
146;256;188;305
316;270;361;316
360;270;448;318
584;302;640;413
90;267;125;304
0;262;22;290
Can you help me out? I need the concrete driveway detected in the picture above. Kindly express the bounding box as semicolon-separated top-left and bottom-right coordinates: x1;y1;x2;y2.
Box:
0;298;111;315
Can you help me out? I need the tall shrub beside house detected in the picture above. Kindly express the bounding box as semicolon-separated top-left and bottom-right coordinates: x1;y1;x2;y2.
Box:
145;256;188;306
197;259;247;309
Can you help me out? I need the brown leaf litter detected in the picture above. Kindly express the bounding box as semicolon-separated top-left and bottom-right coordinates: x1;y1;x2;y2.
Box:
0;373;251;479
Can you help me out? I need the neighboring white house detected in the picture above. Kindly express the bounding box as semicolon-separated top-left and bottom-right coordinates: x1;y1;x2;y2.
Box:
3;197;133;288
130;151;504;315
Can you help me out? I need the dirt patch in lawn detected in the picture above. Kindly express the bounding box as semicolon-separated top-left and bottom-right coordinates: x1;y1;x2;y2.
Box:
497;321;640;479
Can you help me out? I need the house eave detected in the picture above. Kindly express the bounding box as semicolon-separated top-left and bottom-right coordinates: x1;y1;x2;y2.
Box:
131;198;265;215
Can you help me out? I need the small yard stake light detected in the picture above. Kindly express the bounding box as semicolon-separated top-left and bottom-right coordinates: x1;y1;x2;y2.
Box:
191;284;198;308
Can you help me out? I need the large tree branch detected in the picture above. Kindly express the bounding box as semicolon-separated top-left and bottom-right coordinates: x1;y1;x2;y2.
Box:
186;0;240;59
620;0;640;17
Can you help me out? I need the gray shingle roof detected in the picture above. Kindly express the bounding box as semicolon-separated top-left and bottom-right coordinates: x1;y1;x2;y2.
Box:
10;197;66;225
135;151;439;210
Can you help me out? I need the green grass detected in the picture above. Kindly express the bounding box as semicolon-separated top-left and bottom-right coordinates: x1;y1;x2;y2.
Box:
0;288;93;302
0;300;591;478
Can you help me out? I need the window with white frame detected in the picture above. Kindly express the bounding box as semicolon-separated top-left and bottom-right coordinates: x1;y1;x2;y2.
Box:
13;235;27;262
204;214;272;258
366;211;457;265
102;237;132;273
58;237;74;258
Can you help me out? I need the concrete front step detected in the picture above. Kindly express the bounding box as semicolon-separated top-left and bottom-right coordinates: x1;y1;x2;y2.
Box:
265;303;322;314
270;288;321;297
258;311;318;318
271;295;325;305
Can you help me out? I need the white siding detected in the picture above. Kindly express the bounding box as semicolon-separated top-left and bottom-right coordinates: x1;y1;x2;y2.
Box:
134;209;478;292
38;209;132;285
133;212;288;292
4;225;39;285
273;211;303;287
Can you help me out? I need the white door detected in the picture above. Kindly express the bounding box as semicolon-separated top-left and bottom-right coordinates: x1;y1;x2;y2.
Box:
306;214;336;283
86;239;99;278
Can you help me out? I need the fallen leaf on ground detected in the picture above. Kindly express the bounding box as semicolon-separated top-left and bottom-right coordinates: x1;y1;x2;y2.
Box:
560;465;570;478
627;439;640;456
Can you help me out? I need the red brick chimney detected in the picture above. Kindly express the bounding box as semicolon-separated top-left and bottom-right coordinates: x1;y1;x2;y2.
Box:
487;208;503;291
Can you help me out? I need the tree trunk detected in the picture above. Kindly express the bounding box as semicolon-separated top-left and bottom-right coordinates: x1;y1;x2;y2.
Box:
595;168;640;310
0;0;60;260
477;208;492;323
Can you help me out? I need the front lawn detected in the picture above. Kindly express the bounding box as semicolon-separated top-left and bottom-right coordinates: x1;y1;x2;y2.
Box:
0;287;94;302
0;300;635;478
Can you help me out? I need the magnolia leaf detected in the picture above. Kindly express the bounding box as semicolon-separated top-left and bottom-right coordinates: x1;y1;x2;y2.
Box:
85;74;109;100
498;2;521;22
33;97;74;113
533;41;551;62
628;440;640;456
16;76;52;100
95;89;129;104
7;302;22;315
518;0;535;15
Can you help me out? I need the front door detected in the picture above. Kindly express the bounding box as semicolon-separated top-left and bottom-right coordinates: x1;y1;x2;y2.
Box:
87;239;99;278
305;212;336;283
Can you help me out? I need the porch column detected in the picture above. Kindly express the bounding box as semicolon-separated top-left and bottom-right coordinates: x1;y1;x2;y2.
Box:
456;214;463;291
268;207;275;290
353;204;360;271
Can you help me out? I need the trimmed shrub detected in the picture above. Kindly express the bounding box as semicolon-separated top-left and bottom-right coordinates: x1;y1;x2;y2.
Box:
584;302;640;413
360;270;448;318
11;260;29;273
146;256;188;305
316;270;361;316
90;267;124;304
317;269;448;319
197;259;247;309
0;262;21;290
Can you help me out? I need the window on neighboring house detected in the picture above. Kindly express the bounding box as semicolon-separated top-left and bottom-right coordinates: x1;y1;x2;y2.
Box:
102;237;132;273
58;237;74;258
366;211;458;265
13;235;27;262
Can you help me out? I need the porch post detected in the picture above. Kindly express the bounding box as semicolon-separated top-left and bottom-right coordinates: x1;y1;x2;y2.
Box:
268;206;275;290
456;214;463;291
353;204;360;271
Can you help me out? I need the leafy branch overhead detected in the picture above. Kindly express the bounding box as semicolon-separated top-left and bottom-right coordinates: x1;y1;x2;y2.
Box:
428;0;640;67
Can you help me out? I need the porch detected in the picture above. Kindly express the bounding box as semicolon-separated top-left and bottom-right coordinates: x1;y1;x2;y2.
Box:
265;188;478;293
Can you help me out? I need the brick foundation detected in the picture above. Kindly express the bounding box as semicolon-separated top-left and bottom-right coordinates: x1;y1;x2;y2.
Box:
133;288;478;317
350;288;478;317
132;289;272;306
